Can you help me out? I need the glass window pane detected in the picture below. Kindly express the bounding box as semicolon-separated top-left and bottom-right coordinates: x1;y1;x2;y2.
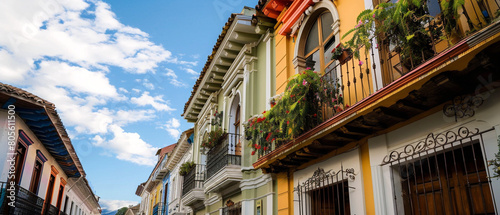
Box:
323;36;336;66
305;19;319;55
305;50;320;72
321;13;334;42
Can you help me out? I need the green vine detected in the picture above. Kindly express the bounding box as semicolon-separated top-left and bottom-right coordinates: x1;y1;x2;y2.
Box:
245;70;344;156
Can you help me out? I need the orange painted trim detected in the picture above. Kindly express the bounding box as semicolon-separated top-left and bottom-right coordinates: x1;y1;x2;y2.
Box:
60;177;67;186
360;142;376;215
253;39;470;169
278;0;314;35
263;0;293;19
51;165;59;175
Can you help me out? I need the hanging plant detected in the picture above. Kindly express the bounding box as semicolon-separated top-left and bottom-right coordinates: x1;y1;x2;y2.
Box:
179;161;195;176
343;0;441;69
245;69;344;156
331;43;353;64
488;135;500;179
201;127;227;150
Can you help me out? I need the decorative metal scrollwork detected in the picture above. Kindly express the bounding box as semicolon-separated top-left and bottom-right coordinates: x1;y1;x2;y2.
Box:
299;167;356;188
443;95;484;121
382;127;480;165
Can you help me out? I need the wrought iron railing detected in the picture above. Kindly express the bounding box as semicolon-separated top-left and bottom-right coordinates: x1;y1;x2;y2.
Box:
45;204;60;215
152;202;163;215
182;164;206;196
295;167;355;215
0;182;45;215
206;133;242;180
222;201;242;215
256;0;500;158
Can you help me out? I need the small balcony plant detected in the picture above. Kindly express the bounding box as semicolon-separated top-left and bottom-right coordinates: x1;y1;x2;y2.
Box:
201;127;227;150
488;136;500;179
331;43;352;65
179;161;195;176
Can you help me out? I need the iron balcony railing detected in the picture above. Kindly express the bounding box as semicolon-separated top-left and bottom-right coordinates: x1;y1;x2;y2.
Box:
257;0;500;158
182;164;206;196
206;133;242;180
45;204;60;215
1;181;45;215
222;201;242;215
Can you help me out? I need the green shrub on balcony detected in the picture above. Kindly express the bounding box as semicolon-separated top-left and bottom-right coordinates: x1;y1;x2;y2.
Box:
201;127;227;150
179;161;195;176
488;136;500;179
245;70;344;156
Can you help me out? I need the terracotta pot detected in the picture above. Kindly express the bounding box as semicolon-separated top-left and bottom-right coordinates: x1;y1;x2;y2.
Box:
338;50;352;65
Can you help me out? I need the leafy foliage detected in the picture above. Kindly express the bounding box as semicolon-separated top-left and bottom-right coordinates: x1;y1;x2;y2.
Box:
179;161;195;176
342;0;443;69
115;207;128;215
488;136;500;179
201;127;227;150
245;70;344;156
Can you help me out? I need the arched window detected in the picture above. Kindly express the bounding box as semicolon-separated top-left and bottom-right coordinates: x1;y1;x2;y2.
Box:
303;11;336;73
228;94;241;155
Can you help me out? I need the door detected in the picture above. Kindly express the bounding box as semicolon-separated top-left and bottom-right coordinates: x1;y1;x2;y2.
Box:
43;174;55;215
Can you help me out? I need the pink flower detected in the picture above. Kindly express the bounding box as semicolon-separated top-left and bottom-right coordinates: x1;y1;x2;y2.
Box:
359;61;364;66
372;13;376;18
302;80;308;86
306;67;311;70
375;44;378;49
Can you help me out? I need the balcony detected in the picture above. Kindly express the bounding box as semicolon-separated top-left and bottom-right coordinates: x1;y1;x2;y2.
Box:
0;182;44;214
252;0;500;172
181;164;205;210
45;204;60;215
204;133;242;194
152;202;163;215
222;201;242;215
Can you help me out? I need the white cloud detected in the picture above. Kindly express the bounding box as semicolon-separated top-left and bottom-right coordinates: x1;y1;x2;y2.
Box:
0;0;179;166
164;68;186;87
183;67;199;75
100;199;138;212
93;125;159;166
131;92;174;111
142;79;155;90
163;118;181;139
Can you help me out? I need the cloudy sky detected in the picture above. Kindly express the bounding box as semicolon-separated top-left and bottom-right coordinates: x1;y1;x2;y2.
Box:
0;0;254;211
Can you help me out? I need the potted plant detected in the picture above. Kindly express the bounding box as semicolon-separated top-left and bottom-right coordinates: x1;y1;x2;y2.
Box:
179;161;195;176
331;43;352;64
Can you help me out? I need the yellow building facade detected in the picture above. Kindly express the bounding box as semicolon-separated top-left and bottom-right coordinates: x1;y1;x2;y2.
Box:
253;0;500;215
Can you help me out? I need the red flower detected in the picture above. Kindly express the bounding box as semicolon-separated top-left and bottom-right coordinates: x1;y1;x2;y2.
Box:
263;111;266;114
287;121;289;125
313;114;317;117
266;132;272;141
286;110;289;114
256;145;261;149
251;151;255;155
263;146;268;151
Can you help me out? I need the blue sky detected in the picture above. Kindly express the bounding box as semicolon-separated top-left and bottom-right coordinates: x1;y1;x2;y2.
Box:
0;0;256;211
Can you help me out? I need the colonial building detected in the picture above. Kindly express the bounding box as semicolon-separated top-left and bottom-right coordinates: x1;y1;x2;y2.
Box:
163;129;194;215
250;0;500;215
181;6;276;215
136;144;176;215
0;83;101;215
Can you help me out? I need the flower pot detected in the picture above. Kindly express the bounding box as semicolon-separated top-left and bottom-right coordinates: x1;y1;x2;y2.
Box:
338;50;352;65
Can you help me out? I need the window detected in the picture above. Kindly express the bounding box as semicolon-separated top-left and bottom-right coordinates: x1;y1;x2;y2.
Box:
296;168;352;215
14;142;27;185
56;185;64;210
303;11;336;73
29;160;42;194
63;196;69;214
70;201;74;215
383;127;496;215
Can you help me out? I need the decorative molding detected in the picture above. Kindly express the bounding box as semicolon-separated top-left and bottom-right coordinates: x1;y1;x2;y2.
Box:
36;150;48;163
204;193;222;207
51;165;59;175
240;174;272;191
204;165;243;194
18;130;34;147
60;177;67;186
